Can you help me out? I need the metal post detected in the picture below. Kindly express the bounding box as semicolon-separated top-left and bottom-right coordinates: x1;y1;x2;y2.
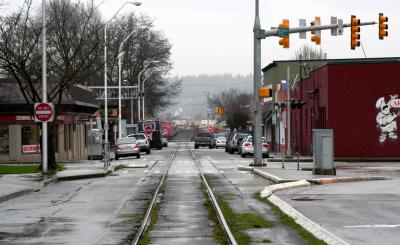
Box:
142;69;155;120
137;74;141;121
104;23;109;158
252;0;263;166
118;49;122;139
287;66;292;158
42;0;48;174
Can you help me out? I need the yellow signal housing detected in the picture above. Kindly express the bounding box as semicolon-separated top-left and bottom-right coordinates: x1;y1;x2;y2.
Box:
311;17;321;45
379;13;388;39
258;87;272;98
350;15;360;49
278;19;289;48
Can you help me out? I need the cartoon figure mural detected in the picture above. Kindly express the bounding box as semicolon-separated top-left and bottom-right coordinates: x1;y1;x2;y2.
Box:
376;95;400;143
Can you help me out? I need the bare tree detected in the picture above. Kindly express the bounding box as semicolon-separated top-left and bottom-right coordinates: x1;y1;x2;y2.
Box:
208;89;252;130
293;44;327;60
0;0;103;169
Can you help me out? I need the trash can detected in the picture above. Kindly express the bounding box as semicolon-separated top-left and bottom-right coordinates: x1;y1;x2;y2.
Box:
312;129;335;175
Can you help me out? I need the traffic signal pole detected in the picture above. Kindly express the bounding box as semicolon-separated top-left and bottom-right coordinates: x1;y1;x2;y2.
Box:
252;1;378;166
252;0;263;166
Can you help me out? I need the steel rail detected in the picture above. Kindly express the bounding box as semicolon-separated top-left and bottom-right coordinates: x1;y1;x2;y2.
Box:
190;150;238;245
131;146;178;245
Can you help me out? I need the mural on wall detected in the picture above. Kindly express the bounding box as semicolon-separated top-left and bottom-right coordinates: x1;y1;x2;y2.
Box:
376;95;400;143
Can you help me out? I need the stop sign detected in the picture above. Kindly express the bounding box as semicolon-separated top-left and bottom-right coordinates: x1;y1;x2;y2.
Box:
145;126;153;135
34;103;54;122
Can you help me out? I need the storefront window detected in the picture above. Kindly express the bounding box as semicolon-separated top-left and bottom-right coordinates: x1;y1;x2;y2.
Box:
21;125;40;153
0;125;9;154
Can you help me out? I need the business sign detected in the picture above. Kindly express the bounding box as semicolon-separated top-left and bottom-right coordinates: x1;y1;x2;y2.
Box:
34;103;54;122
22;145;41;153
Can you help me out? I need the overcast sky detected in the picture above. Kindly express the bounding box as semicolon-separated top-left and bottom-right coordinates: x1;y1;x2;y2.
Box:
5;0;400;77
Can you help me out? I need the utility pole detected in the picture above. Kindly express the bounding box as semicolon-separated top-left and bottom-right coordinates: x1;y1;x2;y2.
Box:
252;0;263;166
41;0;48;173
287;66;292;158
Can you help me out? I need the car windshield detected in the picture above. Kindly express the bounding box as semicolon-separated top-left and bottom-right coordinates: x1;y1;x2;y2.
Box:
237;133;249;139
217;136;226;140
246;137;266;143
214;133;225;138
117;138;136;144
197;133;211;137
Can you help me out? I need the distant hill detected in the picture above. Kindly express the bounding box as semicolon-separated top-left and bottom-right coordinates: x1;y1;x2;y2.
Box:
165;74;253;119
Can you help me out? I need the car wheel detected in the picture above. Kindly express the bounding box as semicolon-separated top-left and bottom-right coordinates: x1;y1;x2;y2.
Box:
195;145;199;149
262;153;270;158
115;156;119;160
209;146;213;149
228;148;234;154
136;154;141;159
241;153;246;158
146;149;151;154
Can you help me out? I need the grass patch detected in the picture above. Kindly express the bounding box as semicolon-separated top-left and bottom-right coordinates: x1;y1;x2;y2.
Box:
137;185;165;245
201;183;230;245
254;193;327;245
114;164;127;171
217;197;272;245
0;164;41;174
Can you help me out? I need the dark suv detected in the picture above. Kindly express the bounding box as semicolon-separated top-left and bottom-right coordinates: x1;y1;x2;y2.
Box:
226;131;251;154
194;132;213;149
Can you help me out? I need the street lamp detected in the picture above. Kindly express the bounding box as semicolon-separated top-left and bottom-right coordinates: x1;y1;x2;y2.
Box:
104;1;141;141
42;0;48;173
118;29;141;139
137;60;159;120
141;69;157;120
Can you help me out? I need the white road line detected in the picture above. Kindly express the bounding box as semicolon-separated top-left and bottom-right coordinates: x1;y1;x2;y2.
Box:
344;224;400;228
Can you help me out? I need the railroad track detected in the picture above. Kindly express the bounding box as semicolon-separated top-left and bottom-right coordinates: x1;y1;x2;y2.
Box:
131;142;237;245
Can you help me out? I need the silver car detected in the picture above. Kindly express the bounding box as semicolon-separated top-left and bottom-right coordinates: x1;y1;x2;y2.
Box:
128;133;151;154
214;136;227;148
115;137;140;160
238;136;269;158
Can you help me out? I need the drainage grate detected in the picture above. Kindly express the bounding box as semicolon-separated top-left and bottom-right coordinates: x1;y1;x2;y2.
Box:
291;196;324;201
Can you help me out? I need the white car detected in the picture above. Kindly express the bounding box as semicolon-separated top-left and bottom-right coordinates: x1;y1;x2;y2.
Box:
214;136;226;148
128;133;151;154
238;136;269;158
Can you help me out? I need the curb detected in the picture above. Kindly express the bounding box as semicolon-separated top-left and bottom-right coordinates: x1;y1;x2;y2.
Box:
307;176;390;185
260;180;310;198
237;165;297;183
267;194;349;245
57;170;111;181
0;189;34;203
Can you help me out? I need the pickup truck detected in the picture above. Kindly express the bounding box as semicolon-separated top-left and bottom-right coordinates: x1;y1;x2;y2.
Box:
194;132;213;149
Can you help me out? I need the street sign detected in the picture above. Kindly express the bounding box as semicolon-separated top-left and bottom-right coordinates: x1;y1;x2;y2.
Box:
34;103;54;122
278;27;289;37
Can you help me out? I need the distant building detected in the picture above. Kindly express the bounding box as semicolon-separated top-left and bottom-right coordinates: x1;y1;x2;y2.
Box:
263;57;400;159
0;80;99;163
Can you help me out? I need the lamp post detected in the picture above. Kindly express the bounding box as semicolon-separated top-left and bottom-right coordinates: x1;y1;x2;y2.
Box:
141;69;156;120
42;0;48;173
137;60;159;121
118;29;141;139
104;1;141;144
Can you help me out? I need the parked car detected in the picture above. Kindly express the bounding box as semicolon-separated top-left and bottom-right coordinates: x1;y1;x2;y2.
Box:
212;133;226;148
115;137;140;160
194;132;213;149
227;131;251;154
238;136;269;158
214;136;227;149
128;133;151;154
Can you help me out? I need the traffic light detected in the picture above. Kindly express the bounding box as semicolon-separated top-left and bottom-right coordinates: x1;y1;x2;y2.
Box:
379;13;388;39
310;17;321;45
258;87;272;98
291;100;306;109
350;15;360;50
214;106;224;116
278;19;289;48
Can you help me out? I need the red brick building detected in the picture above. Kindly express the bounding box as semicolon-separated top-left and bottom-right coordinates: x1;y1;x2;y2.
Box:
290;58;400;158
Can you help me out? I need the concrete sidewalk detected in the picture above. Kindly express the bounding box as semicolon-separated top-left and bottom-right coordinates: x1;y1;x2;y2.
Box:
0;160;116;204
239;160;400;245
